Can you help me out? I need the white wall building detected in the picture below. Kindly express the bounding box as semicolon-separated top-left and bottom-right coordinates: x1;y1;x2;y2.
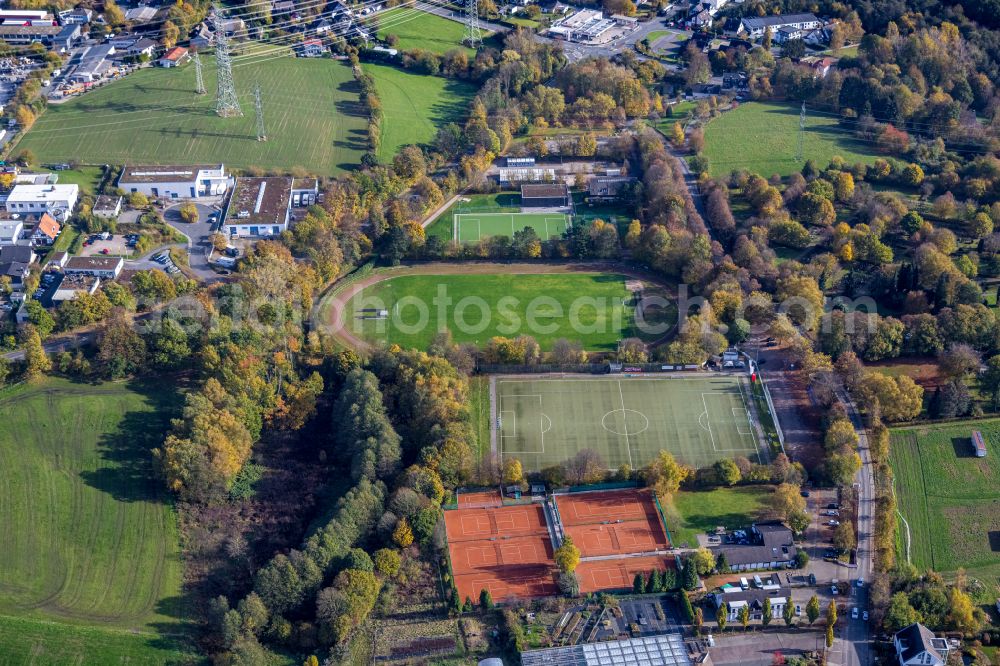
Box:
5;184;79;222
0;220;23;245
118;164;231;199
222;177;292;238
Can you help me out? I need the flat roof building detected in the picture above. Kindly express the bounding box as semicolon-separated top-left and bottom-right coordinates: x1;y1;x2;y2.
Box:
222;176;292;238
549;9;615;42
5;183;79;222
64;255;124;279
521;183;570;208
522;633;692;666
118;164;230;199
738;13;821;38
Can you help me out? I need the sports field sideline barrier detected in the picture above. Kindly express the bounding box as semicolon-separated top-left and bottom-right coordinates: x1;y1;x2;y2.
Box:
651;493;676;548
553;481;640;494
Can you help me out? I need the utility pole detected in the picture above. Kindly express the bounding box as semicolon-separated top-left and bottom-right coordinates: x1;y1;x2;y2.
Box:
193;52;206;95
214;7;242;117
253;82;267;141
796;101;805;162
464;0;482;48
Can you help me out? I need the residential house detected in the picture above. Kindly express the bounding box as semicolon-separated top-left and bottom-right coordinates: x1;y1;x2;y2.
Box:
93;195;123;218
291;178;319;207
5;184;79;222
64;255;124;279
521;183;570;208
190;22;213;48
158;46;189;67
297;38;325;57
712;521;798;571
809;56;836;77
108;33;140;49
0;220;22;245
774;25;808;44
222;177;292;238
587;175;636;200
46;250;68;270
0;9;54;24
0;244;36;287
712;574;790;621
127;37;158;59
58;8;93;24
118;164;231;199
738;13;821;39
894;623;950;666
30;213;60;246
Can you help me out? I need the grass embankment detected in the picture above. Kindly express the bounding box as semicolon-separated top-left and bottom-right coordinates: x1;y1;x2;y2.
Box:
701;101;879;178
0;378;196;663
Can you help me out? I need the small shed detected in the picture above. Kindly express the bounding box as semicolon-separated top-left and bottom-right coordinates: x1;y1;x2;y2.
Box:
504;485;522;499
972;431;987;457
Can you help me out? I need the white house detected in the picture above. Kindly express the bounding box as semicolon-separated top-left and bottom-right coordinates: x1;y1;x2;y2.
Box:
5;184;79;222
712;573;789;622
894;623;949;666
738;13;821;39
0;220;23;244
118;164;230;199
93;195;122;219
222;176;292;238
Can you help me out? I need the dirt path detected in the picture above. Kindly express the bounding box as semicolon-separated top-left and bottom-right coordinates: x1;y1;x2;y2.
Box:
312;261;678;352
421;194;459;230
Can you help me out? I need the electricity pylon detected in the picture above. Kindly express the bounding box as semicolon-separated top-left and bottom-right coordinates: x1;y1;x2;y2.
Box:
464;0;482;48
194;52;206;94
253;82;267;141
214;8;242;117
796;101;806;162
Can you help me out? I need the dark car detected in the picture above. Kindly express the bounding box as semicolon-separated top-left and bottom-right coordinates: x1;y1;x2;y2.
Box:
827;503;840;510
225;247;239;258
800;490;811;497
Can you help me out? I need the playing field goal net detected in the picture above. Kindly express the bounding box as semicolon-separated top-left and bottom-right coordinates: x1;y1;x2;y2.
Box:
453;212;571;243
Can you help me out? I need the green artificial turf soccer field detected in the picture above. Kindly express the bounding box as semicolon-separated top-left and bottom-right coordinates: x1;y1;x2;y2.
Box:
454;212;570;242
344;272;636;351
496;375;762;472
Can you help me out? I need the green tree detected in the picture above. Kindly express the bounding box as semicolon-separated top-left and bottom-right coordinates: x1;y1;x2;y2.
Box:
681;590;695;623
373;548;401;577
826;600;837;627
645;450;687;498
633;572;647;594
178;202;199;223
739;604;750;631
717;602;728;632
713;458;742;486
22;326;51;380
480;588;494;610
783;600;795;626
762;597;772;627
806;595;820;625
826;623;834;647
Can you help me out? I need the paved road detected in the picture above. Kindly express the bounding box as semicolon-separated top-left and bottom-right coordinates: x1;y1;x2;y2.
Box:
831;387;874;666
163;201;224;282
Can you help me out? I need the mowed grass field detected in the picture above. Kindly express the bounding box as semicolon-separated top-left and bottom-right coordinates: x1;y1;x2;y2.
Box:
702;102;879;178
18;47;368;176
497;375;763;473
345;272;637;351
363;62;476;161
890;420;1000;584
375;7;484;54
663;486;774;549
0;378;195;663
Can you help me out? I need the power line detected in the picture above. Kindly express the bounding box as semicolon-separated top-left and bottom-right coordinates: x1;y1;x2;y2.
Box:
253;81;267;141
193;51;206;94
214;8;243;117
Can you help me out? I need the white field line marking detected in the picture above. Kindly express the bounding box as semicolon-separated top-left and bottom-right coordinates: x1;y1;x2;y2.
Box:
618;380;634;470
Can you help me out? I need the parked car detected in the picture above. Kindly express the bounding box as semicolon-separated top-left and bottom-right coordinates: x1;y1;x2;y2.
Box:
856;577;864;587
831;585;839;595
863;610;869;621
852;607;859;620
827;503;840;510
827;520;840;526
824;549;839;558
800;490;811;498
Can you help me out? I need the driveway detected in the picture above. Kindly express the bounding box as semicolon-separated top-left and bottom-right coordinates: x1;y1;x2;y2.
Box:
708;628;826;666
163;201;223;282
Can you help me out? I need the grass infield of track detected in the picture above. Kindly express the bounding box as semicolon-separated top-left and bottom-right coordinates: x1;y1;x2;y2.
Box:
344;272;639;351
496;374;762;472
890;420;1000;582
454;212;570;243
0;377;194;662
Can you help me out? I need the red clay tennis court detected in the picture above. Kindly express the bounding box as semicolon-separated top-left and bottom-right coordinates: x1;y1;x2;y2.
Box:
555;489;670;557
445;503;557;602
456;489;503;509
576;556;675;593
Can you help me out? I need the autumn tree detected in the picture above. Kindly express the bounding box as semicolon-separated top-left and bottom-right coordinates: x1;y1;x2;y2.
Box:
554;536;581;573
806;595;820;625
393;517;414;548
22;325;50;381
644;450;687;498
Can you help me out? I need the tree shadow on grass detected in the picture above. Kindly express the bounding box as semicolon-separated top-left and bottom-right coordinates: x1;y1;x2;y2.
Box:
79;379;181;505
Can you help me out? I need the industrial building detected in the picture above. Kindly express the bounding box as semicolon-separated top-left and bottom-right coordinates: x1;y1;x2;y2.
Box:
222;177;293;238
522;633;693;666
548;9;615;42
5;183;79;222
118;164;231;199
